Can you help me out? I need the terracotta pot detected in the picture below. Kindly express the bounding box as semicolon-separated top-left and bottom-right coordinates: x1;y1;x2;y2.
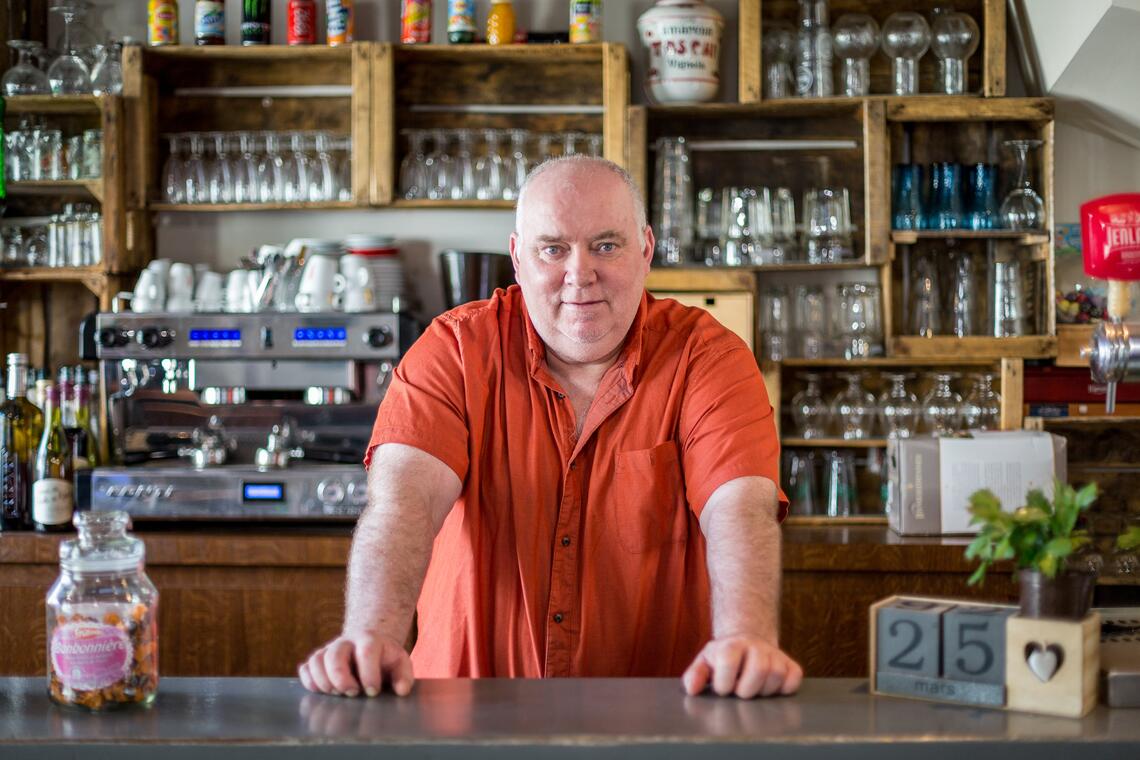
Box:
1018;568;1094;620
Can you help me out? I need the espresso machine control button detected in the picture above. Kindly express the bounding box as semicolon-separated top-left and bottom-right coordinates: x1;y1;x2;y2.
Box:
137;327;174;349
347;480;368;506
97;327;129;348
317;479;346;506
366;326;393;348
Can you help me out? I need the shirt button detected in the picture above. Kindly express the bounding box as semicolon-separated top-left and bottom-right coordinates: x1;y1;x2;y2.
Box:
561;536;571;547
553;613;564;624
555;392;565;400
569;461;577;470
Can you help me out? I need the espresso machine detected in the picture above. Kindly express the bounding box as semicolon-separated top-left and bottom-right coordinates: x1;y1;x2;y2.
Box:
80;310;414;521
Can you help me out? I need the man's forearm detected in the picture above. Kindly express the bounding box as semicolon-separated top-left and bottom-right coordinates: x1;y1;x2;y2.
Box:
701;477;782;643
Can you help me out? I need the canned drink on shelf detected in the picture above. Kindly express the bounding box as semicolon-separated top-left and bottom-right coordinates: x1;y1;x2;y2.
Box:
147;0;179;47
288;0;318;45
447;0;475;44
570;0;602;44
326;0;354;46
402;0;433;44
194;1;225;46
241;0;272;45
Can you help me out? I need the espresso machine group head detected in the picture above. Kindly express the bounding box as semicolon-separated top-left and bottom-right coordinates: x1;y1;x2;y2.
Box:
83;310;416;522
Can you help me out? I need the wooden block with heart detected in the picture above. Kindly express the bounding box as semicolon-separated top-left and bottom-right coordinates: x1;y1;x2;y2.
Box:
1005;612;1101;718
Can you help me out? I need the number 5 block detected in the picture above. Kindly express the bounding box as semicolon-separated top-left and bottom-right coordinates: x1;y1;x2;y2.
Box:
942;605;1015;684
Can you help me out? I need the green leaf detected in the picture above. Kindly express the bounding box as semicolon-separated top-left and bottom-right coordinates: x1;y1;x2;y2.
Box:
1044;537;1073;559
1119;525;1140;551
1012;506;1049;525
1038;553;1058;578
1026;488;1052;515
968;564;987;586
1074;481;1099;510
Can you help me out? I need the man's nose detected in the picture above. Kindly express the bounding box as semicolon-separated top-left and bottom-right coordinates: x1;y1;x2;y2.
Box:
563;246;597;286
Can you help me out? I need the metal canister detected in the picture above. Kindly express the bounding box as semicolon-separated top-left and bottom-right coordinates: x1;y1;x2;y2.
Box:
326;0;354;46
147;0;179;47
288;0;318;45
570;0;602;44
402;0;433;44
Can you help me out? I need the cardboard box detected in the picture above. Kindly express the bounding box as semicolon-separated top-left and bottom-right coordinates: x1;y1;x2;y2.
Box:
887;432;1067;536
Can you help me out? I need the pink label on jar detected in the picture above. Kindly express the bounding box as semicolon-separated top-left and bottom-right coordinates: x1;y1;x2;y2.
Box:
50;622;132;691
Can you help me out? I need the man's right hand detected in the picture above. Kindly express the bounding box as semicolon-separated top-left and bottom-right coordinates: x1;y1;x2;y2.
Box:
298;631;414;697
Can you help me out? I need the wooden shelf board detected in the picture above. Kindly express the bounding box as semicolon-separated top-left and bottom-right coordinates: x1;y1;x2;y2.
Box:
389;199;515;209
2;94;101;115
648;99;864;119
782;438;889;448
393;43;611;62
890;335;1058;359
779;357;1001;368
647;268;754;292
143;45;353;62
149;201;360;212
885;96;1054;122
6;180;103;203
784;515;888;526
1056;324;1096;368
891;230;1050;245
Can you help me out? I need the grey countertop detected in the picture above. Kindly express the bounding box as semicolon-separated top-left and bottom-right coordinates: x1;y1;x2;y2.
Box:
2;677;1139;759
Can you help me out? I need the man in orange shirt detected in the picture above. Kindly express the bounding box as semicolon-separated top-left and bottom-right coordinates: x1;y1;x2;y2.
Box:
299;156;802;700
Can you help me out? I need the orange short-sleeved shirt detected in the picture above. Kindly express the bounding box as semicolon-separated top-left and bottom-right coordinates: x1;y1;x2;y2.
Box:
366;285;785;678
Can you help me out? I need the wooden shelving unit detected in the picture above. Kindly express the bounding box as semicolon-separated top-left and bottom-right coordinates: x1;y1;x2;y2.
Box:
890;229;1050;245
5;179;104;203
783;438;889;448
149;201;359;212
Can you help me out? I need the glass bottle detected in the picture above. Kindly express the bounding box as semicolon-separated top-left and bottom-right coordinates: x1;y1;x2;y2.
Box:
922;371;963;436
1;354;44;531
791;373;829;439
33;384;73;533
962;372;1001;430
881;12;931;96
878;372;919;439
73;370;100;468
831;371;876;440
487;0;516;46
46;511;159;709
795;0;833;97
931;9;979;95
831;13;880;97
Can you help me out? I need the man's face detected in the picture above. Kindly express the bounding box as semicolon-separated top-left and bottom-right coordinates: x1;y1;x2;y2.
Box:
509;164;654;366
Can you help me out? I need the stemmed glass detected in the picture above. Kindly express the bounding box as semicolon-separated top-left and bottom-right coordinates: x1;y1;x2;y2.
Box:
233;133;260;204
161;134;187;204
427;128;451;201
586;134;602;158
922;372;963;435
831;372;876;440
3;41;51;95
310;132;338;202
879;373;920;438
962;373;1001;430
475;129;506;201
931;10;979;95
283;132;311;203
399;129;428;200
831;14;880;97
334;136;352;201
502;129;530;201
1000;139;1045;230
90;39;124;95
258;132;287;203
881;12;931;96
449;130;477;200
47;3;93;95
791;373;830;439
183;133;208;204
206;132;234;204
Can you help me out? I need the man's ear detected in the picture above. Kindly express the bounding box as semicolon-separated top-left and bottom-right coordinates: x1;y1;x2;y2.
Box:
508;232;521;276
642;226;655;269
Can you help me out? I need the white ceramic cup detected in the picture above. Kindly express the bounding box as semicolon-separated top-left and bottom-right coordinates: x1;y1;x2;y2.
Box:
167;262;195;302
194;270;225;312
130;269;162;313
225;269;253;313
340;255;377;313
296;253;346;312
145;258;171;309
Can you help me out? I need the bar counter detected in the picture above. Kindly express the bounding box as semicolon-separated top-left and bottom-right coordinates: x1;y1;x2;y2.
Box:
3;677;1140;758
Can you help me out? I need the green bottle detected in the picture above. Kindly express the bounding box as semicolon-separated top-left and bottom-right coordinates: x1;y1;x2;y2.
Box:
33;384;74;533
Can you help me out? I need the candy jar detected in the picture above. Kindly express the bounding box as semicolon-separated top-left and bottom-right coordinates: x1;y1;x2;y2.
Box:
46;511;159;710
638;0;725;104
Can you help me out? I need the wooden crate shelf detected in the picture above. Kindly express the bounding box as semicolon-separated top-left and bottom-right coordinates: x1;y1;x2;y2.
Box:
1056;324;1095;368
780;357;1001;368
5;179;104;203
2;94;102;115
890;335;1056;359
890;229;1050;245
389;199;515;210
740;0;1007;102
149;201;359;212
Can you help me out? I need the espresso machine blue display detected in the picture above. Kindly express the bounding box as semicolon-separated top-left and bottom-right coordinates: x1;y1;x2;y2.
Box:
81;311;416;521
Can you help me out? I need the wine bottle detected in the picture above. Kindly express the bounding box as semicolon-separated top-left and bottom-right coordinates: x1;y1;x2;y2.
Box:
0;354;44;531
73;368;100;468
58;367;87;470
33;384;74;533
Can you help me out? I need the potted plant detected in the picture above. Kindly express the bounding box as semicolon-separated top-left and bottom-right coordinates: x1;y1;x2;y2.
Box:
964;479;1138;620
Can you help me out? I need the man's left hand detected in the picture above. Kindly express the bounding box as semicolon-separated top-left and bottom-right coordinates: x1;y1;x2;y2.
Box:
682;635;803;698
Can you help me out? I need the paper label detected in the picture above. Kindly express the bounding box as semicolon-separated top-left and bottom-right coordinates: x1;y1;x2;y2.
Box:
51;622;132;691
32;478;73;526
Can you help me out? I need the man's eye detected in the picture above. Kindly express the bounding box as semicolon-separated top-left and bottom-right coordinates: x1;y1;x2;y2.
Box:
540;246;563;256
597;243;617;253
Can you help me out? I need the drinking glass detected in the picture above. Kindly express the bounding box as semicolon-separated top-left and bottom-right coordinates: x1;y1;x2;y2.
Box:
992;260;1027;337
804;187;854;264
719;187;758;266
586;134;602;158
537;133;555;163
34;129;63;180
184;133;208;204
3;41;50;95
949;251;975;337
426;128;452;201
891;164;923;230
962;372;1001;430
64;134;83;179
879;373;920;438
47;4;92;95
161;134;186;204
751;187;783;265
502;129;529;201
931;10;979;95
759;285;790;361
922;372;963;435
925;162;962;230
1000;139;1045;230
257;132;287;204
561;132;580;157
475;129;507;201
964;163;998;230
881;12;931;95
80;128;101;178
911;254;941;337
90;39;123;95
310;132;338;202
695;188;723;265
831;372;876;440
831;13;880;97
791;373;830;439
283;132;311;203
233;132;260;203
785;450;819;516
5;126;31;181
398;130;424;200
652;137;694;266
449;130;477;201
24;226;50;268
823;449;857;517
794;284;827;358
206;132;234;204
762;21;796;98
770;187;799;261
835;282;881;358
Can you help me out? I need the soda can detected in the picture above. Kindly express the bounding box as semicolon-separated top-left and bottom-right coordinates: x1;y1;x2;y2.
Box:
147;0;179;47
402;0;432;44
327;0;355;46
241;0;272;45
570;0;602;44
195;1;225;46
288;0;318;45
447;0;475;44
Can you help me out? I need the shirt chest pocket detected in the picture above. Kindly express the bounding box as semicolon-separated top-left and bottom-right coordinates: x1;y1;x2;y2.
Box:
610;442;688;554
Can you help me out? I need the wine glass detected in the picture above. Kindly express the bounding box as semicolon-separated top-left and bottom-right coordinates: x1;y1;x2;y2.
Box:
334;135;353;201
962;373;1001;430
791;373;830;439
206;132;234;204
449;130;477;200
922;372;963;435
426;128;451;201
183;133;208;204
1000;139;1045;230
283;132;311;204
831;372;876;440
399;129;428;200
161;134;187;204
878;373;920;438
931;10;979;95
47;3;93;95
233;132;260;204
3;41;50;95
881;12;931;96
831;14;880;97
310;132;337;202
475;129;506;201
90;39;124;95
502;129;530;201
257;132;287;204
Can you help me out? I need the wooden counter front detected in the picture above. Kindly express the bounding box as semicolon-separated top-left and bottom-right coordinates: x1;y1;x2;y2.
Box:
0;526;1017;678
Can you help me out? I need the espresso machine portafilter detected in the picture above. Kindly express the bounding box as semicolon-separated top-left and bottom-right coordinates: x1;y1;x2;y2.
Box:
80;310;417;521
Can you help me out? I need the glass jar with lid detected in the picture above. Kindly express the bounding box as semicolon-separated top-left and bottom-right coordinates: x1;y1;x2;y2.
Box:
45;510;159;710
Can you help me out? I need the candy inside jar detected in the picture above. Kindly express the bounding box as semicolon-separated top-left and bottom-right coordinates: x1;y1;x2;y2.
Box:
46;510;159;710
